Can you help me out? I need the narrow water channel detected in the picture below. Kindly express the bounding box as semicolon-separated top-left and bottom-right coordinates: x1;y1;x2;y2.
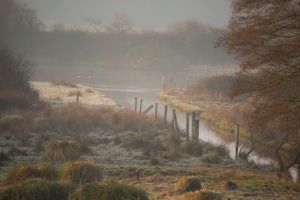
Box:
88;83;297;181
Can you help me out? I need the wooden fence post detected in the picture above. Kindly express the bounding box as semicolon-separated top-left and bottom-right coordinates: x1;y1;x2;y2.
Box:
173;109;179;136
195;119;199;142
164;105;168;124
235;124;240;159
186;113;190;141
192;112;196;142
155;103;158;120
76;91;80;103
135;97;138;112
139;98;143;113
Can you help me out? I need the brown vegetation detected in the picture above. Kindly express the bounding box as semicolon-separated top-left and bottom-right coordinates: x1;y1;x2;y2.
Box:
44;140;81;161
2;164;58;185
218;0;300;176
175;177;202;194
71;181;149;200
0;178;71;200
61;160;102;185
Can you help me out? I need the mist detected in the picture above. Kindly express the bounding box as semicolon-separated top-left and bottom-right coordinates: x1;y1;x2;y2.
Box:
2;1;298;198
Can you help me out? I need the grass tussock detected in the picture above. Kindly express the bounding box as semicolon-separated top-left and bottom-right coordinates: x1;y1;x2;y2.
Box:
44;140;81;161
175;177;202;194
72;181;149;200
61;160;102;185
180;190;222;200
2;164;58;185
0;178;71;200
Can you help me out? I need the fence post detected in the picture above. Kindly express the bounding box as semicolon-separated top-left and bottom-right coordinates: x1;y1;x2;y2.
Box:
235;124;240;159
135;97;138;112
195;112;200;141
139;98;143;113
76;91;80;103
155;103;158;120
192;112;196;142
186;113;190;141
164;105;168;124
173;109;179;136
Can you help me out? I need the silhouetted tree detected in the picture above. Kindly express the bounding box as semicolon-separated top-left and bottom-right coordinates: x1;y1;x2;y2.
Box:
0;47;38;110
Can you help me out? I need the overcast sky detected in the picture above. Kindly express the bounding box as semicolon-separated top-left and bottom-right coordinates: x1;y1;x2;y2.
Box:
24;0;231;30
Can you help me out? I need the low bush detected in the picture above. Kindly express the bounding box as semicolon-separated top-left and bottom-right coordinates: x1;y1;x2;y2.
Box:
0;152;10;165
182;190;222;200
0;90;40;111
223;181;237;190
181;141;203;157
175;177;202;194
201;152;221;164
61;160;102;185
44;140;81;161
71;181;149;200
3;164;58;185
0;178;71;200
205;143;229;158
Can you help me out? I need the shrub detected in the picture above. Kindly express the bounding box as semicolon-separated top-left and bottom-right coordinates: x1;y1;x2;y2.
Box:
71;181;149;200
183;190;222;200
44;140;81;161
0;152;10;165
223;181;237;190
3;164;58;185
188;75;239;101
61;160;102;185
0;178;71;200
0;48;40;110
201;152;221;164
175;177;202;194
181;141;203;157
205;143;229;158
0;90;39;110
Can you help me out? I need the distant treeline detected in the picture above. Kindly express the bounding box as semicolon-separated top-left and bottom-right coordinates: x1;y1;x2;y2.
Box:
0;0;233;70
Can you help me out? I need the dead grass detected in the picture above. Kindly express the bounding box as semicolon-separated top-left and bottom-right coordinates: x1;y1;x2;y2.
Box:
71;181;149;200
51;81;78;88
61;160;102;185
176;190;222;200
44;140;81;161
2;164;58;185
0;178;71;200
175;177;202;194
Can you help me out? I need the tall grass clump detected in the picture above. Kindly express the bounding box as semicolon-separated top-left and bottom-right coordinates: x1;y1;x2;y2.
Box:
2;164;58;185
0;178;71;200
181;190;222;200
175;177;202;194
72;181;149;200
61;160;102;185
44;140;81;161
